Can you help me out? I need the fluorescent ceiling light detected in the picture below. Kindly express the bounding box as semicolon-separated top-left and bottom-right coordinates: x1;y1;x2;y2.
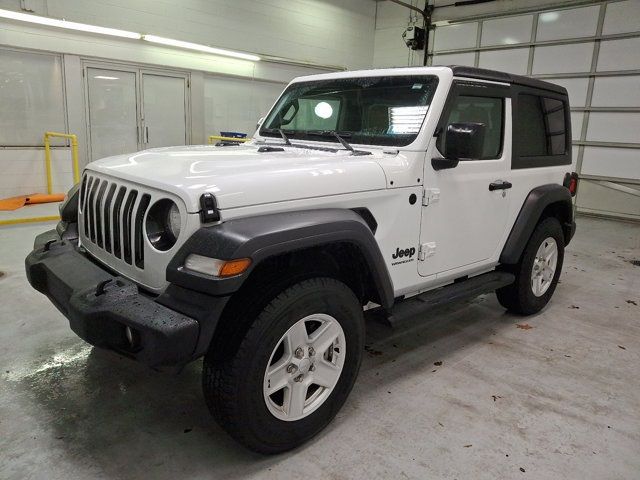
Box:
143;35;261;61
94;75;120;80
0;8;260;62
0;8;141;39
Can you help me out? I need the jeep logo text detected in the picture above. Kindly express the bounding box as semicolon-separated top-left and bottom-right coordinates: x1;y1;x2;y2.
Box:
392;247;416;259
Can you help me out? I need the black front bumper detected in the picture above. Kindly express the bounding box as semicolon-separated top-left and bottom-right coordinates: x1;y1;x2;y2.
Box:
26;230;227;368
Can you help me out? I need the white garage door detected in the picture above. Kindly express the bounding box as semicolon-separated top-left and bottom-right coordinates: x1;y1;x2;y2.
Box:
429;0;640;221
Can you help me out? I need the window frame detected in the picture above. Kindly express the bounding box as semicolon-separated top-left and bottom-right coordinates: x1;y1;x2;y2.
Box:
435;80;509;161
512;85;572;169
259;75;440;147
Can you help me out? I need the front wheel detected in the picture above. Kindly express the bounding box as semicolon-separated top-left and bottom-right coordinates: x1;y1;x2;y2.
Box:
203;277;364;454
496;217;565;315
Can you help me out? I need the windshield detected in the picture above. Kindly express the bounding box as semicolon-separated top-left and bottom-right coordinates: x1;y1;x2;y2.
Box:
260;75;439;147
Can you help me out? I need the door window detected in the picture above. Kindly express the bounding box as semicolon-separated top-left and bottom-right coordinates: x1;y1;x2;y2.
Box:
437;95;504;159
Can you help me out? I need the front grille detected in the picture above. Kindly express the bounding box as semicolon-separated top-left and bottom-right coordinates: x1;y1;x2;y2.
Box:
80;173;151;269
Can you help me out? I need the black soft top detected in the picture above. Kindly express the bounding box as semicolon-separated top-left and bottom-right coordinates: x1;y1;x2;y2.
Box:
449;66;567;95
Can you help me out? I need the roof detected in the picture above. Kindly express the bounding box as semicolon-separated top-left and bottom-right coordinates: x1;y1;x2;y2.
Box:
450;66;567;95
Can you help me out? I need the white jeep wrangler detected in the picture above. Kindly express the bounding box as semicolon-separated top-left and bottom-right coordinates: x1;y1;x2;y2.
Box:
26;66;578;453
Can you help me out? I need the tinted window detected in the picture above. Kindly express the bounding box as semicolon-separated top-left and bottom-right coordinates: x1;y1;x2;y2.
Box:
260;76;439;147
437;95;504;159
516;94;567;156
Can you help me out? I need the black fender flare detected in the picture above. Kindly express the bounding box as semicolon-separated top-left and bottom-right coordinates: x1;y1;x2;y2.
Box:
500;184;574;265
166;208;395;308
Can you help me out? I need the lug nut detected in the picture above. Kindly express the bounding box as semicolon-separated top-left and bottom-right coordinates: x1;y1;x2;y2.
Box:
294;347;304;359
308;347;315;356
287;364;297;374
294;374;304;382
309;364;316;372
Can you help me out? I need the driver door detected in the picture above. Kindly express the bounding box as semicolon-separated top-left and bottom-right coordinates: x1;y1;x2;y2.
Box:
418;81;512;278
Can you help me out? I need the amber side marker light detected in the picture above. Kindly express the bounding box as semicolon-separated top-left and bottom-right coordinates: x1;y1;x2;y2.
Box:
183;254;251;277
219;258;252;277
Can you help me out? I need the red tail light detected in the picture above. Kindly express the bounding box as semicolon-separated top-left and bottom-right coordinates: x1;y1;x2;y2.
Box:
563;172;579;197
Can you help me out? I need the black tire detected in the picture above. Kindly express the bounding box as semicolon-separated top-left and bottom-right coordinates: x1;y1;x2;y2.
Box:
496;217;565;315
203;277;364;454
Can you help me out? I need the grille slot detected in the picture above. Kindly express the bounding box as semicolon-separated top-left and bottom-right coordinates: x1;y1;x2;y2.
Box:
95;181;108;248
82;176;94;237
122;190;138;265
80;173;152;271
134;194;151;268
88;178;100;242
112;186;126;258
103;184;117;253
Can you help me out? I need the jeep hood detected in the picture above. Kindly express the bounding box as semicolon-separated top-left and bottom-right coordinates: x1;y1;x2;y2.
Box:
86;144;387;212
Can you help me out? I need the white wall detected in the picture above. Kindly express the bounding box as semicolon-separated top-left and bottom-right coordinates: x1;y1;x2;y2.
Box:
373;0;425;68
204;76;285;139
0;0;377;70
0;0;378;207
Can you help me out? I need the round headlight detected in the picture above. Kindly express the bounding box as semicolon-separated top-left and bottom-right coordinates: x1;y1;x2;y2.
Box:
167;202;181;239
146;199;180;251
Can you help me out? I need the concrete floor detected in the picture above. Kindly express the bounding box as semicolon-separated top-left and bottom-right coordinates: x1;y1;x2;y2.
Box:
1;216;639;480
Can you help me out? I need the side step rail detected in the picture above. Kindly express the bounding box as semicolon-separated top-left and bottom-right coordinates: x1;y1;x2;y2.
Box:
387;271;515;326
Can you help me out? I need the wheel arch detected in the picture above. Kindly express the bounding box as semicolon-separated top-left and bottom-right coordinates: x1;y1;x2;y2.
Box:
500;184;575;265
166;208;394;358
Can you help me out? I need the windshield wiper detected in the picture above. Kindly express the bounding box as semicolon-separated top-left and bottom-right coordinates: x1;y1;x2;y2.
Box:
307;130;371;156
261;127;293;145
277;128;291;145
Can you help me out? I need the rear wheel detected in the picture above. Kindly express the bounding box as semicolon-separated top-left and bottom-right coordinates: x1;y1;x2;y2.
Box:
203;277;364;454
497;217;565;315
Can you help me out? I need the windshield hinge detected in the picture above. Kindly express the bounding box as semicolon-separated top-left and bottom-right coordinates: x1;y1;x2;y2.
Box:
199;193;220;223
422;188;440;206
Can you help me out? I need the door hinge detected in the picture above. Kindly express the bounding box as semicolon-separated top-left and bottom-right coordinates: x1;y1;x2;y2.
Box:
422;188;440;206
418;242;436;261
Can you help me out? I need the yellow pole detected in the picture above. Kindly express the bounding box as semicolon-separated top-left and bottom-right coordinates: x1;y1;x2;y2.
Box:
70;135;80;184
43;131;81;190
1;131;80;227
208;135;250;144
44;133;53;194
0;215;60;227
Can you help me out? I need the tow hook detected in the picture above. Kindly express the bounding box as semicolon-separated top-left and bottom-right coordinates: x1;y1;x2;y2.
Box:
95;279;113;296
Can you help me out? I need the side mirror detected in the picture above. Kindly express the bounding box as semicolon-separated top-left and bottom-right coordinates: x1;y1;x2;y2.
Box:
432;122;485;171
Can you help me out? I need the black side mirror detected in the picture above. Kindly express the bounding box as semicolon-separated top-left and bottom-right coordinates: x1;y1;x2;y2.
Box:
432;122;486;171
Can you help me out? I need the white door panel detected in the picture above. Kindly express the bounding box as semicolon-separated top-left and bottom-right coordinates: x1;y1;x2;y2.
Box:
419;158;511;277
419;94;512;277
142;74;187;149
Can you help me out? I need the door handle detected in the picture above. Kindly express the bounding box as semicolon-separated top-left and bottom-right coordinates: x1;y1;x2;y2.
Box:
489;180;512;191
144;126;149;144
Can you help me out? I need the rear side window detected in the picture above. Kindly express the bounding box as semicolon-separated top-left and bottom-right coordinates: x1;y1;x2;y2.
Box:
516;94;567;156
437;95;504;159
